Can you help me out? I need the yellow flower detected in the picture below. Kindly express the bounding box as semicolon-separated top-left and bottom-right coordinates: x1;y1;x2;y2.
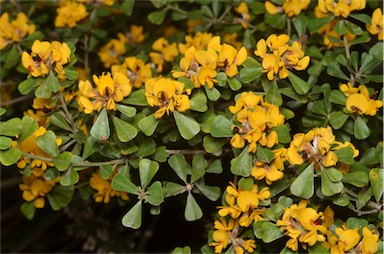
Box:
335;227;361;251
149;37;179;72
254;34;310;80
22;40;71;79
210;230;230;253
19;175;59;208
252;148;286;184
55;1;88;28
121;25;145;45
78;71;132;113
0;12;36;50
360;227;379;254
178;32;213;54
317;0;366;18
89;171;129;203
340;82;359;96
235;2;251;28
111;56;152;88
265;0;310;17
14;127;62;176
145;78;191;119
98;36;127;68
367;8;383;40
344;85;383;116
24;109;49;127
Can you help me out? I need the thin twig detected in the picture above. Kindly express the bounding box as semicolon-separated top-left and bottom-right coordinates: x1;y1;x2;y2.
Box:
0;95;30;107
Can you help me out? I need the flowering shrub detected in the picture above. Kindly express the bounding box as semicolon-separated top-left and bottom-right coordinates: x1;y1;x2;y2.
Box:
0;1;382;253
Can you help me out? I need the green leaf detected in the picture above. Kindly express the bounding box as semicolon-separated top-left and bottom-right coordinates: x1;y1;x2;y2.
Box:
230;147;252;177
327;63;350;81
349;13;371;24
196;185;220;201
116;104;137;117
262;221;284;243
324;167;344;182
173;111;200;140
0;136;12;150
321;170;344;196
138;114;159;136
112;173;139;195
342;171;369;187
203;135;227;153
308;16;334;32
206;159;223;174
100;164;113;179
20;202;36;220
54;152;72;171
148;9;167;25
36;130;59;157
18;116;38;144
163;181;185;197
329;111;349;129
330;90;347;105
369;168;383;201
46;71;60;93
34;77;51;98
0;148;21;166
60;168;80;186
151;0;167;8
292;15;308;35
123;89;148;106
190;91;208;112
121;0;135;15
113;116;138;142
90;108;110;141
152;146;169;163
204;86;220;101
334;147;355;164
290;163;314;199
211;115;233;137
136;138;156;157
354;116;370;140
309;242;329;254
287;70;310;95
122;200;142;229
239;67;263;83
168;154;189;183
272;125;291;144
50;112;72;131
145;181;164;206
46;185;74;210
82;137;100;159
334;19;346;35
172;246;191;254
256;146;274;163
265;81;283;106
44;167;59;181
0;117;22;136
185;192;203;221
266;203;285;221
139;158;159;188
3;45;20;68
18;78;37;95
356;190;371;210
228;78;242;91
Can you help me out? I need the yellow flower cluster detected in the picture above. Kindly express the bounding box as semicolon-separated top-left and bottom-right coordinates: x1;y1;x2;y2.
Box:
55;0;89;28
235;2;251;29
265;0;310;17
149;37;179;72
229;92;285;153
21;40;71;79
77;71;132;113
178;32;214;54
367;8;383;41
254;34;310;80
210;182;269;253
276;200;328;251
111;56;152;88
173;36;247;89
89;171;129;203
317;0;366;18
252;148;286;184
286;126;359;168
98;25;145;68
323;223;380;253
19;174;60;208
145;78;191;119
341;83;383;116
315;8;356;49
14;127;62;177
0;12;36;50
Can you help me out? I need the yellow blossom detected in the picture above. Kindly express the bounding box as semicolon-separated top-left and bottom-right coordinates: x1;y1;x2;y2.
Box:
335;227;361;251
252;148;286;184
98;35;127;68
235;2;251;28
149;37;179;72
344;84;383;116
22;40;71;79
89;171;129;203
111;56;152;88
19;175;59;208
0;12;36;50
317;0;366;18
367;8;383;40
77;71;132;113
265;0;310;17
55;1;88;28
145;78;191;119
359;227;379;254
